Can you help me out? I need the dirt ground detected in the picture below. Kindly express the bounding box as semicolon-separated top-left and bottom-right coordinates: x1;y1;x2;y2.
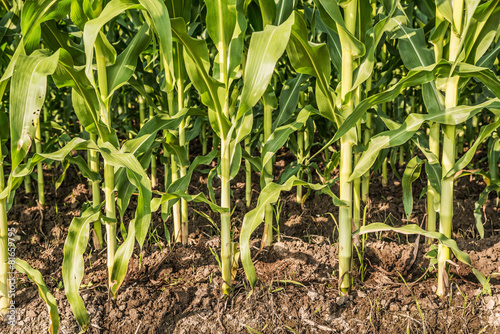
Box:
1;148;500;334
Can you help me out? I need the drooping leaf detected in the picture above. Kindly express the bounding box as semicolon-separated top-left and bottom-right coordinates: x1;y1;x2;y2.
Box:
402;156;424;218
354;223;471;264
241;176;347;289
15;259;60;334
62;206;101;330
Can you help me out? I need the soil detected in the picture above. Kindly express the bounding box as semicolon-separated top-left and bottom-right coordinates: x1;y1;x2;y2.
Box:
2;148;500;334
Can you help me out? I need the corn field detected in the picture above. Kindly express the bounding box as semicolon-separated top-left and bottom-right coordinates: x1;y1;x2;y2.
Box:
1;0;500;332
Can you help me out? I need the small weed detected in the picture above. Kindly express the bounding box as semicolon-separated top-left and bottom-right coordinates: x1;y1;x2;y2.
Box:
398;272;426;333
272;199;284;242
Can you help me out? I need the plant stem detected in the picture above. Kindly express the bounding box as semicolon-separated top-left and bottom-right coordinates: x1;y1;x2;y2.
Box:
104;163;116;281
0;162;10;314
220;138;232;294
149;106;157;189
437;2;462;294
179;114;188;245
170;141;181;243
162;128;171;219
296;130;304;204
361;75;373;203
339;0;357;294
89;133;103;249
162;93;174;221
437;79;458;296
426;18;443;243
245;136;252;208
426;123;439;243
43;106;51;171
138;95;145;128
35;119;45;206
262;97;273;246
381;156;388;186
201;123;208;156
24;172;32;194
176;44;189;245
96;39;116;286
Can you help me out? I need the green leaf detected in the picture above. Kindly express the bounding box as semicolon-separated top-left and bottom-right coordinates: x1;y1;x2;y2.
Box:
53;49;102;137
109;220;136;297
227;0;247;80
261;106;312;169
21;0;71;53
138;0;173;77
83;0;141;87
106;24;152;98
390;22;434;69
237;13;294;118
313;0;365;60
152;191;228;214
333;64;437;143
171;18;225;125
240;176;346;289
402;156;423;219
230;143;242;180
390;20;443;114
351;10;401;94
93;142;152;249
287;12;339;125
10;49;60;170
62;206;101;330
257;0;276;27
464;0;500;65
445;119;500;178
152;150;220;214
474;184;500;238
354;223;471;265
205;0;237;54
273;74;309;131
41;21;84;65
84;0;173;91
116;151;151;222
350;98;500;182
15;258;59;334
275;0;297;25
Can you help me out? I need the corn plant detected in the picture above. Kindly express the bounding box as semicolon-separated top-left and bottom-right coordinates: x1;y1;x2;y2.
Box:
284;0;405;293
0;0;68;317
340;0;500;297
2;2;500;332
171;0;297;293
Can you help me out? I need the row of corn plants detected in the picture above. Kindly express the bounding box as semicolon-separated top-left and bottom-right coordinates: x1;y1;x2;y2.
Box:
1;0;500;331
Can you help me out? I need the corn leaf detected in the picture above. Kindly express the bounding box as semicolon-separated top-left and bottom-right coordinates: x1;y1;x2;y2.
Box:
237;13;294;118
355;223;471;264
474;184;500;238
171;18;226;136
21;0;71;53
62;206;101;330
109;220;136;298
350;98;500;182
14;258;59;334
445;119;500;178
105;24;152;98
10;49;60;170
273;73;309;131
241;176;346;289
402;156;424;219
287;12;339;126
